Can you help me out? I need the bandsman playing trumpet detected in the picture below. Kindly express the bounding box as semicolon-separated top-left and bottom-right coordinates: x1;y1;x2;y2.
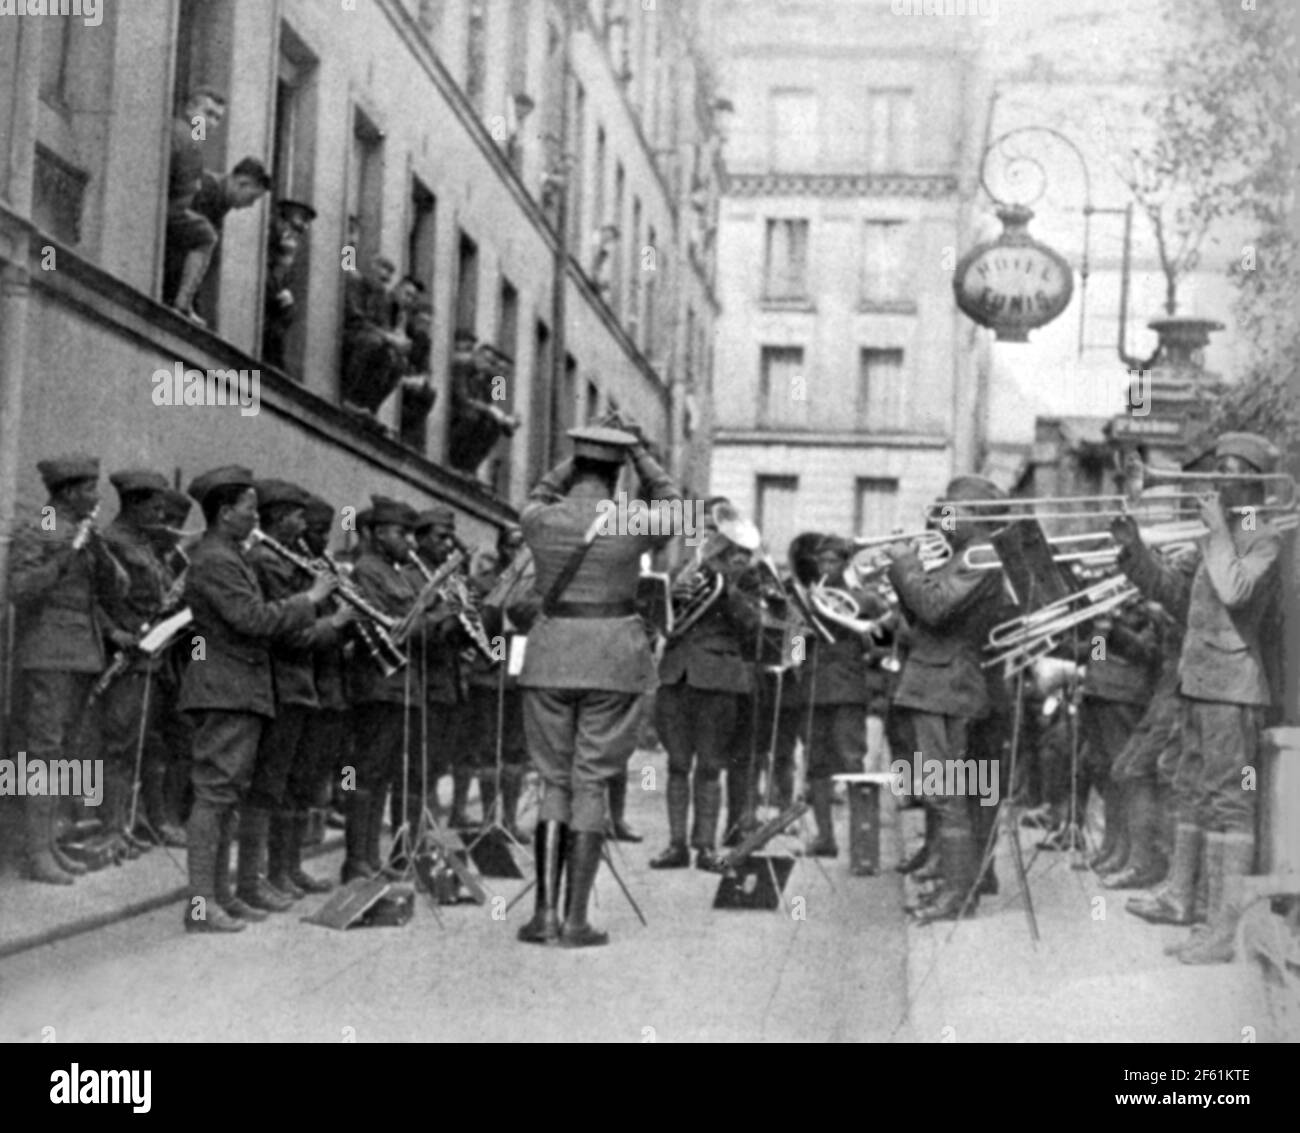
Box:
648;499;763;872
1111;432;1285;964
881;476;1010;922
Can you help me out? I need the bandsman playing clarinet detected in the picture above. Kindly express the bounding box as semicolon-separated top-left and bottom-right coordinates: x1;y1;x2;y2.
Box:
8;456;122;885
98;469;174;863
178;466;340;933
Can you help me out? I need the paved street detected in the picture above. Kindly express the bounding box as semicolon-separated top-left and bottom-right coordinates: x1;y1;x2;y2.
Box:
0;750;911;1043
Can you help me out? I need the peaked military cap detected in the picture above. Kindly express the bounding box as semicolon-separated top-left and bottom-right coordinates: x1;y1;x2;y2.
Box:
255;479;310;510
187;465;255;505
369;494;418;529
568;425;638;463
414;505;456;533
37;454;100;491
110;469;169;497
1214;432;1279;475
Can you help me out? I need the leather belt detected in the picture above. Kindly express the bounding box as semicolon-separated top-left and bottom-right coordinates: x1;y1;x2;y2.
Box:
547;601;637;619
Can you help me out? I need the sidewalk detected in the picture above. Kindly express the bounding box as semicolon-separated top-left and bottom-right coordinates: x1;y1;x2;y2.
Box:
0;824;343;960
895;805;1285;1043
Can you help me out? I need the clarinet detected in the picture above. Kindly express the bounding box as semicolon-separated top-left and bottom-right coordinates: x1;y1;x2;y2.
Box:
248;529;407;677
405;550;496;661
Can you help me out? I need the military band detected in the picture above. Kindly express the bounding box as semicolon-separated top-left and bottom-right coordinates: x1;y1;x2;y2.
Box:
3;425;1292;964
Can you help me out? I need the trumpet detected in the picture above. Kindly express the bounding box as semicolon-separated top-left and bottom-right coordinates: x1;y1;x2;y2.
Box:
247;528;408;677
807;578;883;639
851;529;951;576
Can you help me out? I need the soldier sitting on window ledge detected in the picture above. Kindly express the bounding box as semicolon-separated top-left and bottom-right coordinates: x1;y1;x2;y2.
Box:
340;255;410;423
164;88;226;325
448;343;521;473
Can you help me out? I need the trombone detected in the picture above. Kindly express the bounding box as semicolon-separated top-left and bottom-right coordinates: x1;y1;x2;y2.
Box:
982;574;1139;675
1125;460;1296;506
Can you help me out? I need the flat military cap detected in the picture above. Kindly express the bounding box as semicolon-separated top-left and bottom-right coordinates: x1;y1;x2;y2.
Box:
568;425;638;463
303;494;335;526
187;465;255;505
255;479;310;510
161;488;192;525
369;494;418;529
109;469;169;497
37;454;100;491
1215;432;1279;475
414;505;456;533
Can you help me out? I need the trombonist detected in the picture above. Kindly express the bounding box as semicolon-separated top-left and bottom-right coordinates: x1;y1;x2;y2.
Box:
880;476;1010;923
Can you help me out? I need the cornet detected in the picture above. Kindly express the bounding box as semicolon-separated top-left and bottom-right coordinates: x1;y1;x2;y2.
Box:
851;529;950;576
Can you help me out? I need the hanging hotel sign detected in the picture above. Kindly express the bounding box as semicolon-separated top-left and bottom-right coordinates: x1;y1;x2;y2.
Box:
952;205;1073;342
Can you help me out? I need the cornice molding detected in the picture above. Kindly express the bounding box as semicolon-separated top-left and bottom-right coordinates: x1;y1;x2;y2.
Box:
725;172;959;199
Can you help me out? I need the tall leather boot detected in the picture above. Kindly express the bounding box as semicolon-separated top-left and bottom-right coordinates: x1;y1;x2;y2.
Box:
518;820;567;943
1089;779;1127;873
1179;832;1254;965
808;777;837;857
342;789;375;882
900;805;938;875
560;830;609;948
101;763;135;861
723;764;754;847
608;771;641;842
236;807;294;912
26;796;74;885
218;809;267;922
449;768;472;828
183;804;245;932
267;811;305;900
286;811;334;893
1128;822;1200;924
914;826;978;924
691;777;724;871
48;800;88;877
649;772;690;868
1103;781;1166;889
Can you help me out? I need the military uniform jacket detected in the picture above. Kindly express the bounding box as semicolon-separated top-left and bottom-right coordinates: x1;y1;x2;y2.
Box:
1081;610;1159;706
887;547;1007;719
1120;523;1281;707
518;456;680;694
8;509;114;673
799;583;884;706
248;545;342;710
100;518;170;675
347;549;422;706
658;580;760;695
178;533;318;718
